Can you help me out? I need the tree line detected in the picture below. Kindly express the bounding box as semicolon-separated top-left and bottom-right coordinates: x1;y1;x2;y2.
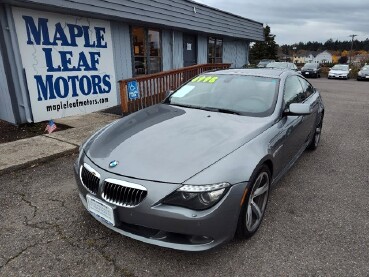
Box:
281;38;369;54
249;26;369;64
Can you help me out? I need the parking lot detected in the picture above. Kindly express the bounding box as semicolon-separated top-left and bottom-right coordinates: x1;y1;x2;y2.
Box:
1;78;368;277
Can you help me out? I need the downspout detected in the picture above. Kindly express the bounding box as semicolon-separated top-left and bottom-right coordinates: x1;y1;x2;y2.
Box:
5;4;33;123
171;31;175;69
246;41;250;65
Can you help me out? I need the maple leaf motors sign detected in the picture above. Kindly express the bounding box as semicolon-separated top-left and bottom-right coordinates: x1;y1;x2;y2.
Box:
12;7;118;122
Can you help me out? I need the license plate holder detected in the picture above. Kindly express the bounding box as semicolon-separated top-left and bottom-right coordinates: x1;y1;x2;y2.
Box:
86;194;115;226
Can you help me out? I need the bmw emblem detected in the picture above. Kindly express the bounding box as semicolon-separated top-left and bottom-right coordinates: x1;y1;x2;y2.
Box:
109;160;119;168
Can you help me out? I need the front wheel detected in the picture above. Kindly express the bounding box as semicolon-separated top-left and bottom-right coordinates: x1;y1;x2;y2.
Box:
236;165;271;239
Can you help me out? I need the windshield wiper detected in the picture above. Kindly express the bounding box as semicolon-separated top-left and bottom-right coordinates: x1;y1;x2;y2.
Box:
169;103;204;110
169;103;241;115
201;107;242;115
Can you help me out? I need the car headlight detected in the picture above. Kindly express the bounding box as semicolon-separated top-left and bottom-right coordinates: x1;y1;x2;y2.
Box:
162;183;230;210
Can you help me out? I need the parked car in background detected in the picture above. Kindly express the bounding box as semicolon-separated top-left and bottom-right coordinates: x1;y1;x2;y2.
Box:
328;64;350;80
75;69;324;251
357;65;369;81
266;62;298;71
301;63;321;78
257;59;275;68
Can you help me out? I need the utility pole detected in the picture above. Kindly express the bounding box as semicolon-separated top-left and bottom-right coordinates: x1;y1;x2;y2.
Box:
292;46;297;63
349;34;357;65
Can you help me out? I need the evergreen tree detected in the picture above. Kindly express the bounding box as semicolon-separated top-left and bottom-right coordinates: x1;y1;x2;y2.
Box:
250;25;278;64
281;38;369;52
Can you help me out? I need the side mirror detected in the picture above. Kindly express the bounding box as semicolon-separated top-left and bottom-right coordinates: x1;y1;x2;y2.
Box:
349;68;352;71
285;103;312;116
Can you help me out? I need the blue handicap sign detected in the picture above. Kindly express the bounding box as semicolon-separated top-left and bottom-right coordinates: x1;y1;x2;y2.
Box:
127;81;140;100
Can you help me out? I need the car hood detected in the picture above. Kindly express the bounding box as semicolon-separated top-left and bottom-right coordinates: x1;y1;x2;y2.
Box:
330;69;349;74
85;104;273;184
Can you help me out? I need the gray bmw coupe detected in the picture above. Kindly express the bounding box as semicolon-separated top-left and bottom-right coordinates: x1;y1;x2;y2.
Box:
75;69;324;251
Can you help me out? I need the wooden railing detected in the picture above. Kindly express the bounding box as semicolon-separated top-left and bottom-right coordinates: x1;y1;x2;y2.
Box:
119;63;231;114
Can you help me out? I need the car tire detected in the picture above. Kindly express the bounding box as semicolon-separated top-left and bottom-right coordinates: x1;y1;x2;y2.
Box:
235;165;271;239
307;114;323;150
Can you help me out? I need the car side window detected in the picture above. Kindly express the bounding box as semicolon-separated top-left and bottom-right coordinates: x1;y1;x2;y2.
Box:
298;77;315;98
284;76;305;109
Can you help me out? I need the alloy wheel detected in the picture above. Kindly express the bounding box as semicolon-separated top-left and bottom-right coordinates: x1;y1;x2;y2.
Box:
245;172;270;232
314;125;322;147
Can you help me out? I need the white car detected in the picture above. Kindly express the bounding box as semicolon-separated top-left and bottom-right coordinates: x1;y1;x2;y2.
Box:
328;64;351;80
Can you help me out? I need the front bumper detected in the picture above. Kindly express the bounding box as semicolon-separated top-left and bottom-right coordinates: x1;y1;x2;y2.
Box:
74;155;248;251
301;71;318;77
328;74;348;79
357;75;369;80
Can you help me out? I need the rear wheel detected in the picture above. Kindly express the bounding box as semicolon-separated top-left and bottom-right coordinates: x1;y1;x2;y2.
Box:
307;114;323;150
236;165;271;239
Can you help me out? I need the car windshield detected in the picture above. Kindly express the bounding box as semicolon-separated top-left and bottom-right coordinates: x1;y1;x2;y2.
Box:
167;74;279;117
332;65;348;71
303;63;317;69
257;60;273;67
266;62;287;69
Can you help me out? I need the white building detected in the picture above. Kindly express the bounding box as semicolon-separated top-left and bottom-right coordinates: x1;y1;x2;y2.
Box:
293;51;317;64
0;0;264;124
314;51;333;64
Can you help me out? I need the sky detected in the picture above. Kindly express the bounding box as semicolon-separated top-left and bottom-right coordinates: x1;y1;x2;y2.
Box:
194;0;369;45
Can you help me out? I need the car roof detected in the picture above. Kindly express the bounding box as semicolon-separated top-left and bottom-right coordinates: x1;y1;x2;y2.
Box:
208;68;290;78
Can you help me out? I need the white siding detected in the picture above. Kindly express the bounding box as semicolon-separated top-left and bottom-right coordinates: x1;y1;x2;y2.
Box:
162;30;172;71
197;35;207;64
111;21;133;103
315;51;332;63
173;31;183;69
6;0;264;41
223;39;248;68
234;40;248;67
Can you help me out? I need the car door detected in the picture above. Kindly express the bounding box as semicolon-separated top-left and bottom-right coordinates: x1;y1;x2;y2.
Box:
297;77;320;142
272;75;309;175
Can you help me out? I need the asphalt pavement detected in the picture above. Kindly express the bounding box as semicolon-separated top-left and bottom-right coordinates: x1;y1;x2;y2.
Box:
0;78;368;276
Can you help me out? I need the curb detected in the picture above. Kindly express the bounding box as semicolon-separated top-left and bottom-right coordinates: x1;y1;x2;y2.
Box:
0;147;78;177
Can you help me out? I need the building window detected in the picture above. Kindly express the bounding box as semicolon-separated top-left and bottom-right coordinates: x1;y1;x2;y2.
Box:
208;37;223;63
132;27;162;75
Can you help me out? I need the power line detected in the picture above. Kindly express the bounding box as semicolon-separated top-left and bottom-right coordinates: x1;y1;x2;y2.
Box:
349;34;357;64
